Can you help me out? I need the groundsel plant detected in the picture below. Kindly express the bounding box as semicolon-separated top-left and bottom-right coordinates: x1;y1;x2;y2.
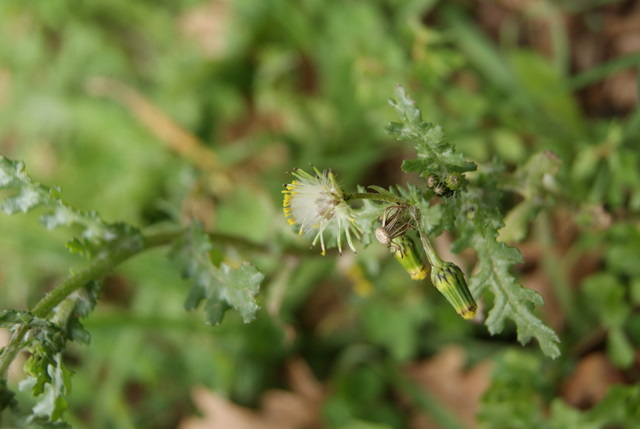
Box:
284;85;561;357
0;85;562;427
283;166;478;320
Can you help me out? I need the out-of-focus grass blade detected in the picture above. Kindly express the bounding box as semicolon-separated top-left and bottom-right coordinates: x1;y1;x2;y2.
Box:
439;5;521;96
570;53;640;89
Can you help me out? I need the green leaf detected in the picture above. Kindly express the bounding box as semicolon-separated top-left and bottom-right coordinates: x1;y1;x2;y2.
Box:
607;327;634;369
1;284;99;421
384;89;559;356
360;297;427;361
29;354;72;422
582;272;629;328
452;170;561;358
586;384;640;427
0;311;66;404
0;156;145;259
366;185;400;200
0;311;66;354
65;281;102;345
498;151;562;242
385;85;476;177
478;349;548;427
169;223;263;324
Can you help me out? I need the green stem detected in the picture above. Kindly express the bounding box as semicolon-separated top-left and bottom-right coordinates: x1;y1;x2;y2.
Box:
418;229;443;267
535;213;580;329
0;228;183;379
347;192;400;203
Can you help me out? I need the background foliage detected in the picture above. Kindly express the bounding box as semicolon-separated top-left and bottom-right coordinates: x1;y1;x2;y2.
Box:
1;0;639;428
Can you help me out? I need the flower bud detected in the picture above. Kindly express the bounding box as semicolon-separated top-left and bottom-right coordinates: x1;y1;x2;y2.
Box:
444;173;462;191
390;235;428;280
431;261;477;319
426;174;439;188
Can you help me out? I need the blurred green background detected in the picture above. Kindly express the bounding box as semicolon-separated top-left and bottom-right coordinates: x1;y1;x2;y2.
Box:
1;1;639;428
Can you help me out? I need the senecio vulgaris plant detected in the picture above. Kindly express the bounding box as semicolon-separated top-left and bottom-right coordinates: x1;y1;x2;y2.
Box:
0;85;561;426
283;85;561;353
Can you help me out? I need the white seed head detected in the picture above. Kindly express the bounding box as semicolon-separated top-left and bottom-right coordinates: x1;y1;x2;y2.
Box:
283;167;362;255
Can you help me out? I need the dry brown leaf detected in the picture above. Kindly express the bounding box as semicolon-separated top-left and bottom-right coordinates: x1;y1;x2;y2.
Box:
405;345;492;429
560;352;625;409
179;387;279;429
179;358;325;429
86;77;223;175
261;358;324;428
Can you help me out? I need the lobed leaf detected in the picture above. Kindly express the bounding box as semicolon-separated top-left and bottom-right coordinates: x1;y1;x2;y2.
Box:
27;354;72;422
169;223;263;324
451;178;561;358
385;85;476;177
0;156;138;257
386;91;560;357
1;282;101;421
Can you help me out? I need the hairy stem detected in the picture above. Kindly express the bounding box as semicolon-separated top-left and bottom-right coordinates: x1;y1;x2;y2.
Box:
0;228;183;379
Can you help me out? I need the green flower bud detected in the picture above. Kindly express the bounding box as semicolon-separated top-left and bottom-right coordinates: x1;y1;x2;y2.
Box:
444;173;462;191
391;235;428;280
431;261;477;319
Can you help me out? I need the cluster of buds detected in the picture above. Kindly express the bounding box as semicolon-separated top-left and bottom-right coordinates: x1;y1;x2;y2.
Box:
373;201;476;319
374;202;427;280
426;172;463;197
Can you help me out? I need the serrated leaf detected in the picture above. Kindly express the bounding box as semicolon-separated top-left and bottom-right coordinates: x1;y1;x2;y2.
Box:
0;155;140;258
0;157;26;187
169;223;263;324
1;285;99;420
2;186;47;213
451;179;560;358
63;281;101;345
386;85;476;177
0;311;65;346
25;353;71;423
389;87;560;356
